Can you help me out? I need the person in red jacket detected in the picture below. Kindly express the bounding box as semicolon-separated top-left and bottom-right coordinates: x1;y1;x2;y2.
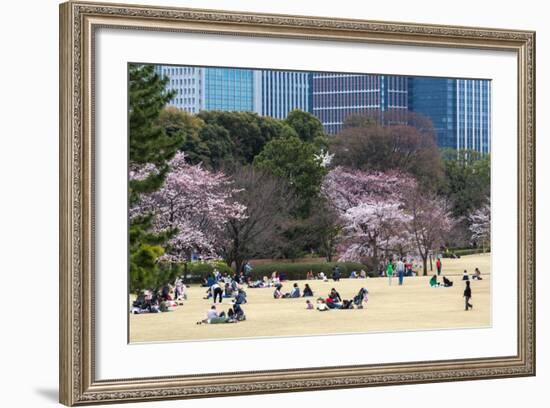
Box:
436;257;442;276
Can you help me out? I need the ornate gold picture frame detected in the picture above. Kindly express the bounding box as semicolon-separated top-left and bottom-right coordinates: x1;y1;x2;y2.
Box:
59;1;535;405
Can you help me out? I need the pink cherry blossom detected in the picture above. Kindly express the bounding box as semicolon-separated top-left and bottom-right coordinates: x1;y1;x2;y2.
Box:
131;152;247;261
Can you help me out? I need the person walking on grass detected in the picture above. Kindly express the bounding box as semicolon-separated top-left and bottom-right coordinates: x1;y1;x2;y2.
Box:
386;261;394;286
396;258;405;286
436;257;442;276
464;281;473;311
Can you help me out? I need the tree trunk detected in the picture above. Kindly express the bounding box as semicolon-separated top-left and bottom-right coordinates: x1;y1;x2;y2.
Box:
422;255;428;276
183;262;188;282
235;258;243;274
183;249;192;282
326;240;333;262
372;242;379;276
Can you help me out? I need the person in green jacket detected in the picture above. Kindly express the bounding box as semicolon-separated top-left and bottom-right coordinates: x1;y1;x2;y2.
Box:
386;262;394;286
429;275;439;288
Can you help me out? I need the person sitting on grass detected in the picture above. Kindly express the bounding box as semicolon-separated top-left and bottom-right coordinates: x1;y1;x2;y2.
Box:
234;288;247;304
131;293;152;314
353;287;369;308
289;283;301;298
360;269;367;279
197;305;228;324
223;283;233;298
231;278;239;292
305;299;314;310
341;299;355;309
248;279;264;288
316;297;329;311
317;271;328;281
429;275;440;288
350;270;358;279
462;270;470;281
198;305;241;325
329;288;342;303
472;268;483;280
148;294;161;313
325;297;343;309
273;285;283;299
161;285;172;301
174;278;187;301
443;276;454;287
306;270;314;280
232;303;246;321
405;260;414;277
302;283;314;297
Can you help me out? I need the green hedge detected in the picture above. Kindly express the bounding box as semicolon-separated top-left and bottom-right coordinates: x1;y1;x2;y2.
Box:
186;260;232;280
442;248;490;258
249;262;375;280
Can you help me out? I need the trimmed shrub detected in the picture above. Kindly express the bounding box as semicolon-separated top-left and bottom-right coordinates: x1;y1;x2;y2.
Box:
185;260;232;281
249;262;375;280
442;248;490;258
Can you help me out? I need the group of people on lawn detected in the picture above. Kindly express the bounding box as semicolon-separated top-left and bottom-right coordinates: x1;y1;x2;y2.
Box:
270;281;369;311
133;257;485;320
312;287;369;311
131;277;188;314
199;269;248;324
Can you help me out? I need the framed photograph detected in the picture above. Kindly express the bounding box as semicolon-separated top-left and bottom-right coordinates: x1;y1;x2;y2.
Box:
59;1;535;405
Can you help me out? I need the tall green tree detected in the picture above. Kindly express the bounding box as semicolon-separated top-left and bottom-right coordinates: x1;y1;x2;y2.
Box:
285;109;328;149
197;111;298;164
254;135;327;217
128;64;182;294
156;106;209;165
439;149;491;217
198;123;234;170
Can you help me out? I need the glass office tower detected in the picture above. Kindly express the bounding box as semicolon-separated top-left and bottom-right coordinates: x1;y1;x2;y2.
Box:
408;77;491;153
257;70;313;119
312;73;408;134
204;68;255;112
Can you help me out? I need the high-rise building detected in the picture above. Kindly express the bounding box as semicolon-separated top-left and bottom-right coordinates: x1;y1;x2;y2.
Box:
256;70;313;119
408;77;491;153
154;65;491;154
154;65;204;113
204;67;255;112
312;73;409;134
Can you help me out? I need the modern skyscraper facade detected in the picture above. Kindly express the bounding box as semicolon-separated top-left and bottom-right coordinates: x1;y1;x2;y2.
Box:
154;64;491;154
256;70;313;119
203;67;255;112
154;65;204;113
311;73;408;134
408;77;491;154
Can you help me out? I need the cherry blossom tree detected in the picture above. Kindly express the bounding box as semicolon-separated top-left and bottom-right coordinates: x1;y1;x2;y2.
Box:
403;188;454;275
338;201;411;265
322;167;416;267
131;152;247;270
468;201;491;251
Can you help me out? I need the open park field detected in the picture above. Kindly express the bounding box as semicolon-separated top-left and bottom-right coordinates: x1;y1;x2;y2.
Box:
129;253;491;343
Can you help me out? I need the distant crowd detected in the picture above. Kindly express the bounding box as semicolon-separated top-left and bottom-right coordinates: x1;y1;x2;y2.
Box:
131;259;486;320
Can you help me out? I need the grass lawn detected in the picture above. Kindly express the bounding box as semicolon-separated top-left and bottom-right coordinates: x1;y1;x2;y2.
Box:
129;253;491;343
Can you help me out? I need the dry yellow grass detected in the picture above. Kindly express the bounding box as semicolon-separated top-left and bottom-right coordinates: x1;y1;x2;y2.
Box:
129;253;490;343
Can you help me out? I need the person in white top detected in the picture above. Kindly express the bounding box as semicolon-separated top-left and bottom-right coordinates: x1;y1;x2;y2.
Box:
207;306;218;320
